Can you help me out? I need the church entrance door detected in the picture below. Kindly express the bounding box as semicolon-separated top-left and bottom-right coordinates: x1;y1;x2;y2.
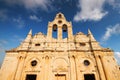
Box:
84;74;95;80
25;74;37;80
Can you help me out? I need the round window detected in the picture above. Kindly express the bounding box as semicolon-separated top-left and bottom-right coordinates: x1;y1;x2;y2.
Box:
31;60;37;66
58;20;62;24
84;60;90;66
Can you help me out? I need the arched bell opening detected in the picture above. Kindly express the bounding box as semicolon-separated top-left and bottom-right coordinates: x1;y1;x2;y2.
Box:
52;24;58;38
62;24;68;39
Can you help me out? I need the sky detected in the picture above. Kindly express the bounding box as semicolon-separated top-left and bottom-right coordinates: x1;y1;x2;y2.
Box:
0;0;120;66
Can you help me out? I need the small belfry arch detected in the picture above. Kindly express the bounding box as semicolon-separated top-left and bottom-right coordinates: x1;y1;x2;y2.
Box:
53;24;57;31
52;24;58;38
62;24;68;38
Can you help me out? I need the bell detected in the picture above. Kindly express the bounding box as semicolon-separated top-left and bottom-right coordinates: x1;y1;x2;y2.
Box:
53;24;57;31
63;26;67;32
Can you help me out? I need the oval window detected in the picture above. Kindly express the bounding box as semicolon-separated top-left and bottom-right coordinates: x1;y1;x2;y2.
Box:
84;60;90;66
58;20;62;24
31;60;37;66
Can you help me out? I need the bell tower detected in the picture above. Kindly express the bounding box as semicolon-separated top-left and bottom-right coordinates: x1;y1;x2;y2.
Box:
47;13;73;41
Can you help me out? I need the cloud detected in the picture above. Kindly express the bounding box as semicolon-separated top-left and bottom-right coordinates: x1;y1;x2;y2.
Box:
107;0;120;14
114;52;120;65
102;24;120;41
74;0;108;22
107;0;120;8
4;0;53;11
106;0;120;14
13;17;25;29
74;0;120;22
0;10;8;21
29;15;42;22
115;52;120;58
24;0;52;11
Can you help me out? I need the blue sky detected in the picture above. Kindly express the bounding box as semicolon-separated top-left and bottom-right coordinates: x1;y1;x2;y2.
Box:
0;0;120;66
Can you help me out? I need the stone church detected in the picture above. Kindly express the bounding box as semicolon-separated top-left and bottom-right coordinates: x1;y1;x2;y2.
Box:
0;13;120;80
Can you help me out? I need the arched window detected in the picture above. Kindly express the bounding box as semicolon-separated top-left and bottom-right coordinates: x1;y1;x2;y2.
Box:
52;24;57;38
62;24;68;38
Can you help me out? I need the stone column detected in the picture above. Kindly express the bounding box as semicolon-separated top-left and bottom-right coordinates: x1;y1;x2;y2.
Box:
70;56;77;80
48;56;53;80
14;52;26;80
68;26;73;41
45;56;49;80
47;26;52;40
100;56;114;80
41;56;45;80
58;27;62;40
96;55;106;80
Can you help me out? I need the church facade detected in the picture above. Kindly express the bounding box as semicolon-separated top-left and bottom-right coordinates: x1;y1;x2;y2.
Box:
0;13;120;80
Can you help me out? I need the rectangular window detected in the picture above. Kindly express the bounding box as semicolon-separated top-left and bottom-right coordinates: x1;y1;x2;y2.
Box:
55;74;66;80
84;74;95;80
80;43;86;46
26;74;37;80
35;43;40;46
